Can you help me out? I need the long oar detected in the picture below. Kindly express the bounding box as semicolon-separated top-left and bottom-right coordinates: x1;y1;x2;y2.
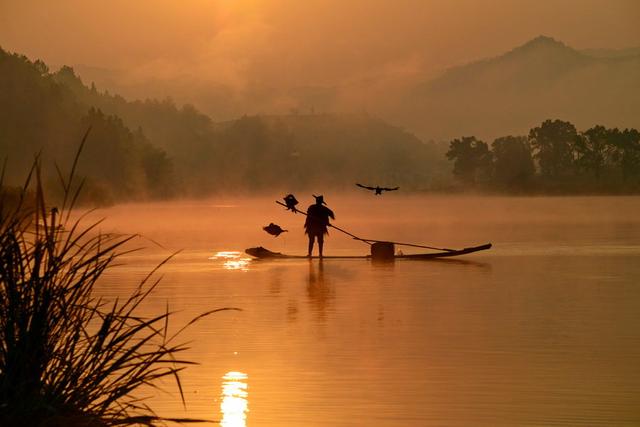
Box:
275;200;371;245
276;201;456;252
358;238;455;252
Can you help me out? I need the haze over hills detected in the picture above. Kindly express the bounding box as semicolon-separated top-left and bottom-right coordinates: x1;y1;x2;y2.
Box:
582;46;640;58
2;34;639;202
71;36;640;142
0;47;445;203
395;36;640;140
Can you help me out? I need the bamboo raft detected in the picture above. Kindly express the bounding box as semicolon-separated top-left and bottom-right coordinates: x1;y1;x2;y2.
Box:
245;243;492;260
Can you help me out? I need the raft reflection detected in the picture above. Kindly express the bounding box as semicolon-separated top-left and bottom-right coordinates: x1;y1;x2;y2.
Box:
220;371;249;426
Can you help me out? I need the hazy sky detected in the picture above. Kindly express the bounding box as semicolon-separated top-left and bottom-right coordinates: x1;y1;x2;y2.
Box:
1;0;639;117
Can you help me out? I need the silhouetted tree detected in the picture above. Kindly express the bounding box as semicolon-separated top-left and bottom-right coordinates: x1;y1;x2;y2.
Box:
491;136;534;190
76;108;174;202
574;125;615;181
138;137;175;199
0;49;78;181
446;136;492;186
529;119;577;179
443;120;640;193
610;128;640;183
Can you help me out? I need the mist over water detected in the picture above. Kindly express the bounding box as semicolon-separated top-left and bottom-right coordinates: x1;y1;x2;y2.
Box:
3;2;639;424
92;195;640;426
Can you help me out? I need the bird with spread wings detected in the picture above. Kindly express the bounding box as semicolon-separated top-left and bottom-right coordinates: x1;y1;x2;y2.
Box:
356;183;400;195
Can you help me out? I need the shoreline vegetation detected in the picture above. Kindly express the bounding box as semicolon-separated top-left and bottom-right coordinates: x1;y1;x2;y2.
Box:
1;47;639;208
0;144;238;426
445;121;640;195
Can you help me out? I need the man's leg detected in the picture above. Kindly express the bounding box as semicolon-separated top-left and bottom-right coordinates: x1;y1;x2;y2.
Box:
318;235;324;258
307;235;315;257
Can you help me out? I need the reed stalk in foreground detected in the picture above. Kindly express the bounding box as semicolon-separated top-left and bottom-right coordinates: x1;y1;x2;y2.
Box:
0;138;237;426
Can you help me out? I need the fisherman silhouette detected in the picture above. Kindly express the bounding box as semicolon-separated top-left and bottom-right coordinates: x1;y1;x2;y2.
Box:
304;195;335;258
356;183;399;195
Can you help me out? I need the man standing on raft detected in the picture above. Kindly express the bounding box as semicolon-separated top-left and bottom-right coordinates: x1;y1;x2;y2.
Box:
305;195;335;258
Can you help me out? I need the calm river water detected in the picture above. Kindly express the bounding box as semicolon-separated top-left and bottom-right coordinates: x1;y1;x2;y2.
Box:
93;195;640;426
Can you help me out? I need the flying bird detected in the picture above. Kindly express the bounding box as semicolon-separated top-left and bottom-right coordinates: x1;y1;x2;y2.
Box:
356;183;400;195
263;223;288;237
283;194;299;212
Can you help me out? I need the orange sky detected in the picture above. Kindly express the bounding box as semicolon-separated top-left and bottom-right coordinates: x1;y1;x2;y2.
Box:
1;0;639;117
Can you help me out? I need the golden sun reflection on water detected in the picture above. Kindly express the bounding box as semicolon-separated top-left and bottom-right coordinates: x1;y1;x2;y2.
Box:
220;371;249;427
210;251;252;271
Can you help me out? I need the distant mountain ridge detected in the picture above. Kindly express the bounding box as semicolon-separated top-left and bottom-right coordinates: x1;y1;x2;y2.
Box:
395;35;640;141
65;35;640;143
420;37;592;96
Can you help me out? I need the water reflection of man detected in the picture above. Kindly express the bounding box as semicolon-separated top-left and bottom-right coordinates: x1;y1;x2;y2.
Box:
307;260;333;321
304;195;335;258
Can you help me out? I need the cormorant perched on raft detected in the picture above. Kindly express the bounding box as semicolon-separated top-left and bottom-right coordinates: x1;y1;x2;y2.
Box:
263;223;288;237
356;183;399;195
283;194;299;212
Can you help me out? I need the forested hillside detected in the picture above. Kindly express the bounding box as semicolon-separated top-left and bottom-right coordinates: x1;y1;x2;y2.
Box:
0;49;173;204
1;48;445;204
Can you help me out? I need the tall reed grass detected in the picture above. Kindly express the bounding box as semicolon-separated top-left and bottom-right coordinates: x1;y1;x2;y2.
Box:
0;134;236;426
